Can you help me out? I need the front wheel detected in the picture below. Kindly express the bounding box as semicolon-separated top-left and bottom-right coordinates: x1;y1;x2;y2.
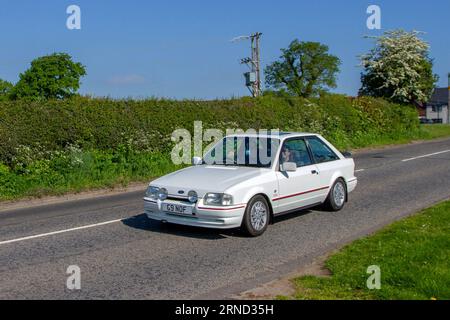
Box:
324;178;347;211
241;195;270;237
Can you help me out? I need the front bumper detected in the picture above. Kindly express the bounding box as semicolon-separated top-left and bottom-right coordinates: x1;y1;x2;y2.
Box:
144;198;246;229
347;177;358;193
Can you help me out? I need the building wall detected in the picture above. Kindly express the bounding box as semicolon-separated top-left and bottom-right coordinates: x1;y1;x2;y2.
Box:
426;105;449;124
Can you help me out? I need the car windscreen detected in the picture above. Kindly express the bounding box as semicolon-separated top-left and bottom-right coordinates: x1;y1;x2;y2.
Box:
203;137;280;168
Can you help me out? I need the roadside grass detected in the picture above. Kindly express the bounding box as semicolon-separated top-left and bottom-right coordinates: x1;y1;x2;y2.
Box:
346;124;450;150
284;200;450;300
419;124;450;140
1;124;449;202
0;150;183;201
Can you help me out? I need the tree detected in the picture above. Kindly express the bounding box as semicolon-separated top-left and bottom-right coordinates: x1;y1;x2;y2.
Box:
0;79;13;101
359;30;438;104
11;53;86;100
265;40;341;98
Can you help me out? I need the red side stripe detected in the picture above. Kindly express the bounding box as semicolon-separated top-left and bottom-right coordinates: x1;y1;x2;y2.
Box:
272;186;329;201
197;205;246;211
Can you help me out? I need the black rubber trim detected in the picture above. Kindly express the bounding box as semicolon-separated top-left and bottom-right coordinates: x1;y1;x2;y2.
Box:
273;202;322;217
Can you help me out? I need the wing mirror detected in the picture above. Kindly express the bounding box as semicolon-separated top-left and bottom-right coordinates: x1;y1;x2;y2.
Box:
281;162;297;172
342;151;353;159
192;157;203;166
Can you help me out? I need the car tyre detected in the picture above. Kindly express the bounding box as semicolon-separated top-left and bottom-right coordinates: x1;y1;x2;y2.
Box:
241;195;270;237
324;178;346;212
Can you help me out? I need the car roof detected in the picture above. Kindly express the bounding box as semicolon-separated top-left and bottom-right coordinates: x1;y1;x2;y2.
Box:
225;132;318;140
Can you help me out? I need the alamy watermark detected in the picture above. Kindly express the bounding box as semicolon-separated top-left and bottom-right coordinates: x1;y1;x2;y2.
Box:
66;5;81;30
64;5;381;32
170;121;280;166
366;5;381;30
66;265;81;290
366;265;381;290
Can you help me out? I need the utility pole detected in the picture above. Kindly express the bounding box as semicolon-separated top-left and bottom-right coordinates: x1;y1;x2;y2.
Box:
251;32;262;97
231;32;262;97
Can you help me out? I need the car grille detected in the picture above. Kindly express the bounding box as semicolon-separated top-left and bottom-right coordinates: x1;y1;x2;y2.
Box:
167;195;191;203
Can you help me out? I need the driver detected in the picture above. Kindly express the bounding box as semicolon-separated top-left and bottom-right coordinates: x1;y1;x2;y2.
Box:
281;146;292;164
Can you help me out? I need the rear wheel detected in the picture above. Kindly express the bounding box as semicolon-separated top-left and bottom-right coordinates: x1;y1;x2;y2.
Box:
241;195;270;237
324;178;346;211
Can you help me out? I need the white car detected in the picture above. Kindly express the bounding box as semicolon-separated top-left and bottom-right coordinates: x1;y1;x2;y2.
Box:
144;132;357;236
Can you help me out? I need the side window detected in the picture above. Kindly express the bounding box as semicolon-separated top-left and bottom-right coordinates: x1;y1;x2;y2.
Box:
306;137;339;163
280;139;313;167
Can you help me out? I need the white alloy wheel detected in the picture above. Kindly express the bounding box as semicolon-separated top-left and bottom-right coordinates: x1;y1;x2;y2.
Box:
250;201;268;231
242;195;270;237
333;181;346;207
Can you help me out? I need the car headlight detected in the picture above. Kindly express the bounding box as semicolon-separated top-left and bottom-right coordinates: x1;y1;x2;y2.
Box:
204;193;233;206
146;186;160;200
188;190;198;203
158;188;168;200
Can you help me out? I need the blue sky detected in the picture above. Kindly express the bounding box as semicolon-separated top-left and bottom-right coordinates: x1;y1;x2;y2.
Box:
0;0;449;99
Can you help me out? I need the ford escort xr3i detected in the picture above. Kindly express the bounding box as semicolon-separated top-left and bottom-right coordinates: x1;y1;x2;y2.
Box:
144;132;357;236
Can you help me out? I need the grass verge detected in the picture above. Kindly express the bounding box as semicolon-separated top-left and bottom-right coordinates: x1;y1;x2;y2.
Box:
0;150;184;201
419;124;450;140
347;124;450;150
285;200;450;300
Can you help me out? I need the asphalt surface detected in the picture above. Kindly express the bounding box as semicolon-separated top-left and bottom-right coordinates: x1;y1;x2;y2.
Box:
1;138;449;299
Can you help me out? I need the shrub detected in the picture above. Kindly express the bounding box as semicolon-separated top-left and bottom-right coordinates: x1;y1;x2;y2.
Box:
0;94;419;164
0;94;420;200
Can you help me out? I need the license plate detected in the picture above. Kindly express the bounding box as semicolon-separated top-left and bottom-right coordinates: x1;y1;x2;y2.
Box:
162;203;193;215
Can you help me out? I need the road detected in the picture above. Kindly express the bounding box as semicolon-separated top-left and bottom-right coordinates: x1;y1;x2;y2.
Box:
1;138;449;299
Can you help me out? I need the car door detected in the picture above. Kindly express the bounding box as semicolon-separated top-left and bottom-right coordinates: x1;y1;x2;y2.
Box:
305;136;341;202
274;138;324;214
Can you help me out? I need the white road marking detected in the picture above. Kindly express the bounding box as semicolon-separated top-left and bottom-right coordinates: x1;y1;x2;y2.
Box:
2;148;449;246
402;150;450;162
0;219;123;246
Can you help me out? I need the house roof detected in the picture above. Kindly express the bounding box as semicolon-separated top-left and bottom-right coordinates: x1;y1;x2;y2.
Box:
429;88;449;105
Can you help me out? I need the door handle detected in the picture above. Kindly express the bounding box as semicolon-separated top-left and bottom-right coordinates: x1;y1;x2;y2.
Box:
311;170;319;175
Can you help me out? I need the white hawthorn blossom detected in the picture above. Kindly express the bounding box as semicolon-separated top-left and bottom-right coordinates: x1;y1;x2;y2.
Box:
360;30;435;103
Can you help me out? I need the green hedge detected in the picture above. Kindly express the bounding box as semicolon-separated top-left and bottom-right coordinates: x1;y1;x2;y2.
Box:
0;94;421;200
0;94;419;164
